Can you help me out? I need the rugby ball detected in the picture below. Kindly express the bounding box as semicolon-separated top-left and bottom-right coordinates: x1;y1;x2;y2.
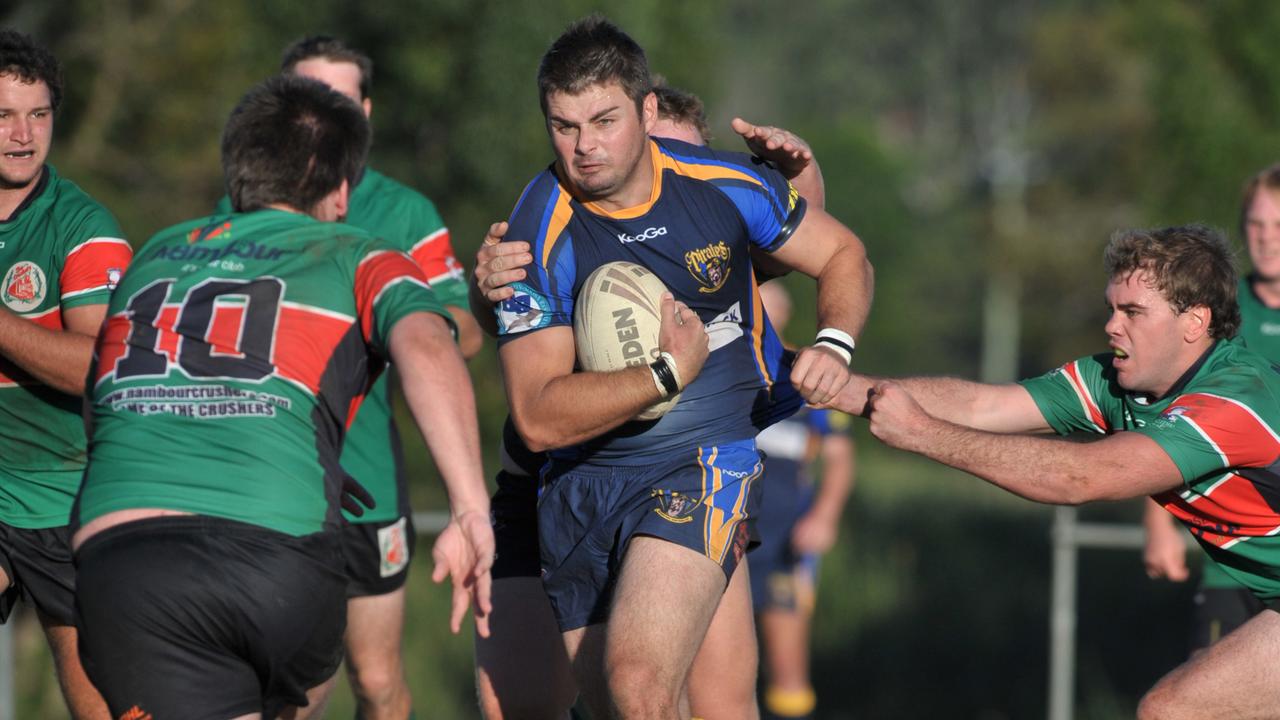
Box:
574;261;680;420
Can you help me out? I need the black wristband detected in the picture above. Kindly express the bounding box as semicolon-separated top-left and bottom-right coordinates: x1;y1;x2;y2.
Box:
650;356;680;397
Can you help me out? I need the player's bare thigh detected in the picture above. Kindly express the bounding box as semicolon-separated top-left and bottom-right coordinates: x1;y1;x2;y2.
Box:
1139;607;1280;719
605;536;733;714
687;559;759;720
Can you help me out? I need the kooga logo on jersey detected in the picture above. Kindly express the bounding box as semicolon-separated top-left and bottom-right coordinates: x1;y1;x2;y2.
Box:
617;226;667;244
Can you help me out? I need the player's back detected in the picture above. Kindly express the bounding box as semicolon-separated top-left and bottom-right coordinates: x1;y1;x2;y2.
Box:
82;209;435;536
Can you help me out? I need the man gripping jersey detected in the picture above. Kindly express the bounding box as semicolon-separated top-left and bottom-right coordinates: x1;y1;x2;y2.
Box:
0;30;129;720
828;224;1280;718
493;16;873;719
71;75;492;720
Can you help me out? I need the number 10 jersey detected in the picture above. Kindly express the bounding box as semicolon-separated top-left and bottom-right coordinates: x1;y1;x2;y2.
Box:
78;209;450;537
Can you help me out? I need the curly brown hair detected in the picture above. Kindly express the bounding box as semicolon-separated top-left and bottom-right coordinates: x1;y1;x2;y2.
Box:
1104;225;1240;340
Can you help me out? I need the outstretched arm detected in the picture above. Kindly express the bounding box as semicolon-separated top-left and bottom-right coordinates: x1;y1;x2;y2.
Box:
389;311;493;635
864;380;1183;504
829;373;1051;434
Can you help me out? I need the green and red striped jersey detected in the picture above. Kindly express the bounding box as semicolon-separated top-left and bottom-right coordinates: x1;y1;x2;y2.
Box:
1023;340;1280;599
79;209;451;536
0;165;131;528
216;168;465;523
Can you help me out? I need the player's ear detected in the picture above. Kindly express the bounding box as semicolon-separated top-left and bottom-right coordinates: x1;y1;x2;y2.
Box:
334;178;351;219
641;91;657;134
362;97;372;119
1183;304;1210;342
313;179;351;222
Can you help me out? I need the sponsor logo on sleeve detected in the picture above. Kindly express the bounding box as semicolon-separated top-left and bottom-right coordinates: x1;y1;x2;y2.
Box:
106;267;122;290
2;261;46;312
497;282;552;334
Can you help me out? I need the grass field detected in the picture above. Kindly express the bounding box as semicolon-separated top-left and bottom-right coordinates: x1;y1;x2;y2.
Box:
12;429;1198;718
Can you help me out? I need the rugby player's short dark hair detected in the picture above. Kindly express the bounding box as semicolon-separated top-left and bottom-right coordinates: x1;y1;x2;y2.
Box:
1105;224;1241;340
0;30;62;111
538;15;651;116
1238;163;1280;240
222;75;370;214
652;77;710;144
281;35;374;100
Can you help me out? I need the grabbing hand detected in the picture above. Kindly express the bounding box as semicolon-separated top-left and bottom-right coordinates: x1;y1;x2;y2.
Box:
865;381;934;453
473;222;533;303
657;292;709;388
431;510;495;637
731;117;815;180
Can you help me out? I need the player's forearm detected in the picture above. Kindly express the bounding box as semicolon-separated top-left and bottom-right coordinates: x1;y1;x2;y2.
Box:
834;375;1030;431
392;315;489;516
813;234;872;341
901;419;1135;505
0;310;96;395
508;365;665;453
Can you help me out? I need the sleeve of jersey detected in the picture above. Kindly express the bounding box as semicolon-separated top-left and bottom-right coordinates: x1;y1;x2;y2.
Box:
1018;354;1116;436
354;248;454;357
408;212;468;310
60;208;132;309
495;177;577;344
711;155;806;253
1134;391;1280;485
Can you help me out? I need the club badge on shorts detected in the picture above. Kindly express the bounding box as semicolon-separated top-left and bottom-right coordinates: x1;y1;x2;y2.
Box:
378;516;410;578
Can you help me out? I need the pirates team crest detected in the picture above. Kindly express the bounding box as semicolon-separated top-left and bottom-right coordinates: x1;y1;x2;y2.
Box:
652;488;703;523
3;261;47;312
685;241;731;293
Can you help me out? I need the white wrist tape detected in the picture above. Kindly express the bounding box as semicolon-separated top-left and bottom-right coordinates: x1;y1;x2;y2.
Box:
814;328;855;366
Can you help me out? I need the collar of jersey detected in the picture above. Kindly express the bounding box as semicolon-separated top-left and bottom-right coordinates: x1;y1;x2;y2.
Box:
0;164;51;225
574;139;664;220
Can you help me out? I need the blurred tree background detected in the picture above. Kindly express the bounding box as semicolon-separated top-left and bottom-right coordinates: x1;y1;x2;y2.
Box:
4;0;1280;717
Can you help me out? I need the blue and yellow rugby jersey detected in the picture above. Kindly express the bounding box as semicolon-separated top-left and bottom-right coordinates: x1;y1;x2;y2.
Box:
497;137;806;465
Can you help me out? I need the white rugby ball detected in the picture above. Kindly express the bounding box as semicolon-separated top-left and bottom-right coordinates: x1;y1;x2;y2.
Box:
574;261;680;420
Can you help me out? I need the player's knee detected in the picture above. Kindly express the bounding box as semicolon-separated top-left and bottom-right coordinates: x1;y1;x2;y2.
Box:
607;658;678;715
347;659;404;706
